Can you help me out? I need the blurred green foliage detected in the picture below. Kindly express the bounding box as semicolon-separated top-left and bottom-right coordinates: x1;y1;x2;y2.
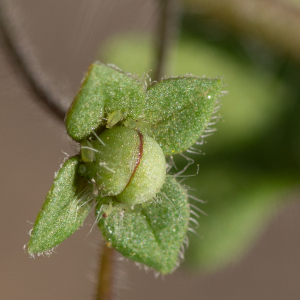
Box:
98;13;300;273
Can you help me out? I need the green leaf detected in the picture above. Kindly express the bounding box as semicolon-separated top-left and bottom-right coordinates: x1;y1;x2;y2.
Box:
97;176;189;274
144;78;223;155
28;156;93;254
65;62;146;142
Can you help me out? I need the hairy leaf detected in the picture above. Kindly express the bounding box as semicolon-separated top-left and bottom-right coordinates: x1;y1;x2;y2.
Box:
145;77;223;155
97;176;189;274
65;63;146;142
28;156;93;254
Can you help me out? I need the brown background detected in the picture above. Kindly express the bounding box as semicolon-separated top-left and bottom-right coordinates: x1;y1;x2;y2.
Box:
1;0;300;299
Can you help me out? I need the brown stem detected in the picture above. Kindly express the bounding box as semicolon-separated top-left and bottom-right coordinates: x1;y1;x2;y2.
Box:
0;3;67;122
153;0;181;81
96;244;115;300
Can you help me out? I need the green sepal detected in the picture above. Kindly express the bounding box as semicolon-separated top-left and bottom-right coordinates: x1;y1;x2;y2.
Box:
27;156;93;254
65;62;146;142
144;77;223;155
97;176;189;274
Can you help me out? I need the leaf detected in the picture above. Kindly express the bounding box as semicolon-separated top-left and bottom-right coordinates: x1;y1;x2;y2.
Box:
65;62;146;142
97;176;189;274
144;77;223;155
28;156;93;254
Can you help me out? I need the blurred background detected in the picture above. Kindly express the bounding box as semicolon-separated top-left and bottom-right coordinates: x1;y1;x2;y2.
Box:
1;0;300;299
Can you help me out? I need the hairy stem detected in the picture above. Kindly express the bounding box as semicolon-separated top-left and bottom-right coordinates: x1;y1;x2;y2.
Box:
95;1;182;298
96;244;115;300
153;0;181;81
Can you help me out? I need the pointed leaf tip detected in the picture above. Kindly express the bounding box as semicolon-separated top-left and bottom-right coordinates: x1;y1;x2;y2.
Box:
28;156;93;254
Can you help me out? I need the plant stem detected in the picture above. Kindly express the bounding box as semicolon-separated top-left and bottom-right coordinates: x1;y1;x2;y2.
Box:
153;0;181;82
95;1;182;299
0;3;67;122
96;244;115;300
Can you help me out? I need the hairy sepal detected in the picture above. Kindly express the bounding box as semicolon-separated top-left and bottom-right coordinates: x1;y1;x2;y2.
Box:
65;62;146;142
27;156;93;254
97;176;189;274
145;77;223;155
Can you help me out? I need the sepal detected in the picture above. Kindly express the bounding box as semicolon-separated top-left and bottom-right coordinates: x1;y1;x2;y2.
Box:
28;156;93;254
97;176;189;274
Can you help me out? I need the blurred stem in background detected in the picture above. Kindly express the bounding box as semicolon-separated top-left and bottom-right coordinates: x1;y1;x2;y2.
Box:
184;0;300;63
0;2;68;120
153;0;181;81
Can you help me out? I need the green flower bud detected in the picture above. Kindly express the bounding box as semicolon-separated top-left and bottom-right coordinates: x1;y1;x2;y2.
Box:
27;63;223;274
81;126;166;206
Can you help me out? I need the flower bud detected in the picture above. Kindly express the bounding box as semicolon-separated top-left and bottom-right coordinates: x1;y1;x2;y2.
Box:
81;126;166;206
